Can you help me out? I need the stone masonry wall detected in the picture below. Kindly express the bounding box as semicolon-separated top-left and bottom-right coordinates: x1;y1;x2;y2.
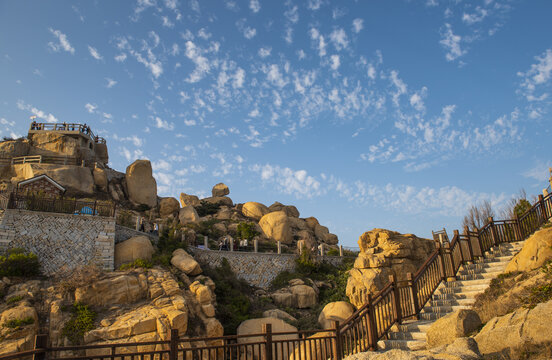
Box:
192;249;349;289
0;209;115;275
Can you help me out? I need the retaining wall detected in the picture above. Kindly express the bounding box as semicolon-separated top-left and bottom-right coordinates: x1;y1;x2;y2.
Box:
115;224;158;244
192;248;349;289
0;209;115;275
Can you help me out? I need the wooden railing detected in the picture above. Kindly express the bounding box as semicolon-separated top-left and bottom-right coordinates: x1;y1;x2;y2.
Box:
1;193;551;360
0;193;116;217
29;122;106;144
11;155;79;166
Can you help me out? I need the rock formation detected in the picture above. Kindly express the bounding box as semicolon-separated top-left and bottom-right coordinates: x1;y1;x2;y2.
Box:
505;226;552;272
114;236;155;268
346;229;435;308
125;160;157;208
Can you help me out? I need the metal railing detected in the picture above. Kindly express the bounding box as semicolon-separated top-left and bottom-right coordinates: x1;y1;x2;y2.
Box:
29;122;106;144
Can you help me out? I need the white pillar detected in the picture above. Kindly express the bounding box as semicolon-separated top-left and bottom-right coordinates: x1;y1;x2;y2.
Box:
204;236;209;249
339;245;343;257
230;238;234;252
135;216;140;231
277;241;281;254
254;239;258;253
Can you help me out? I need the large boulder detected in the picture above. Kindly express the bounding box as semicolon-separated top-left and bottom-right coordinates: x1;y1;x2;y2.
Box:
93;168;108;192
202;196;233;206
114;236;154;268
304;217;319;231
259;211;293;244
291;284;318;308
13;163;95;195
242;201;269;220
262;309;297;322
268;202;300;218
180;193;200;207
505;226;552;272
475;300;552;357
125;160;157;208
0;305;38;327
318;301;355;329
426;309;481;348
211;183;229;197
179;206;200;224
29;132;82;158
159;197;180;218
171;249;202;276
237;318;298;359
346;229;435;308
75;274;147;306
0;138;30;158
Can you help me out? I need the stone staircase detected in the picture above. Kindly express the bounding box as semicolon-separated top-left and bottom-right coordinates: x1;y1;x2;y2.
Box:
378;241;525;351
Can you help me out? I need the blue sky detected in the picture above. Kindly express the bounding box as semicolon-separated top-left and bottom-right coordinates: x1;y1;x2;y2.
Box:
1;0;551;247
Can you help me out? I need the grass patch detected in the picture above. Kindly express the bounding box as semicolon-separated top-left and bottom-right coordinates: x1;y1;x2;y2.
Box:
195;201;222;217
62;303;97;345
522;282;552;309
2;317;34;329
6;295;23;304
118;258;153;270
0;248;40;277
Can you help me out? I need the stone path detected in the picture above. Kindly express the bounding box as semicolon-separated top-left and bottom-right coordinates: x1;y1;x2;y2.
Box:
378;241;525;351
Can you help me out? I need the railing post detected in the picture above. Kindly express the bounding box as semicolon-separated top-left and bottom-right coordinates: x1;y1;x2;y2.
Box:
332;320;342;360
254;238;258;253
339;245;343;257
453;230;465;264
169;329;179;360
93;200;97;216
32;334;48;360
538;194;547;224
463;226;474;262
366;295;379;351
263;323;273;360
406;273;419;317
514;214;522;242
435;243;446;280
277;241;281;254
488;217;497;246
443;242;454;279
7;192;15;209
389;274;402;324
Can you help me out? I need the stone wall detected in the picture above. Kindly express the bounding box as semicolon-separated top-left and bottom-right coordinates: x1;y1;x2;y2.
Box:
0;209;115;275
191;248;349;289
115;224;158;245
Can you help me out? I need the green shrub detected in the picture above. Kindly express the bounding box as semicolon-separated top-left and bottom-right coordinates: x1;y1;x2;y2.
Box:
203;258;253;334
3;317;34;329
236;222;259;241
0;248;40;277
116;210;135;228
6;295;23;304
136;204;151;212
62;303;96;344
119;258;153;270
522;282;552;309
514;199;532;218
195;201;222;217
152;252;172;267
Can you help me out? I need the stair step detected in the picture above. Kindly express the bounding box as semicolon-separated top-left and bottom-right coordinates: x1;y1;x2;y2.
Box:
458;268;505;276
422;305;471;314
396;320;433;333
432;291;480;300
444;279;492;287
377;339;426;351
457;272;503;280
430;298;475;307
419;312;448;321
388;331;427;341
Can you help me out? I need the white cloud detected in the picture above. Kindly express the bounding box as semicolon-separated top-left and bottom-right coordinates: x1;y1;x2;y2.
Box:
152;159;172;171
249;0;260;13
233;68;245;88
105;78;117;88
307;0;322;11
352;18;363;33
162;16;174;28
17;100;58;123
330;55;340;70
284;4;299;23
250;164;322;198
154;116;175;130
523;161;552;182
85;103;97;113
48;28;75;54
329;28;349;51
462;6;488;25
184;41;210;83
88;46;103;60
114;53;127;62
265;64;288;88
243;27;257;39
258;47;271;58
518;49;552;102
310;28;327;57
440;23;465;62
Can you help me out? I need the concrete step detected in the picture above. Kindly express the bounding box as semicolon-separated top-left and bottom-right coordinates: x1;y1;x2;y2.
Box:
432;291;480;300
443;279;492;288
457;272;504;281
395;320;433;333
438;284;489;294
458;268;505;276
419;312;449;321
422;305;471;314
430;298;475;307
377;339;426;351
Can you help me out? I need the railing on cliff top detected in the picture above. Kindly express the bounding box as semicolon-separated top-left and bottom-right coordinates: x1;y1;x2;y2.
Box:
0;192;116;217
1;193;551;360
29;122;106;144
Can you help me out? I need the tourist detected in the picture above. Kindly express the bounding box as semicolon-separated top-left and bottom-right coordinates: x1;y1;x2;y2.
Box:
139;218;145;232
31;121;36;130
153;223;159;235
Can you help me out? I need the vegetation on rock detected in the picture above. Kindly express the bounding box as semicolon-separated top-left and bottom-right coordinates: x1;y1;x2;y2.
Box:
195;201;222;217
0;248;40;277
2;317;34;329
62;303;97;345
236;222;259;241
118;258;153;270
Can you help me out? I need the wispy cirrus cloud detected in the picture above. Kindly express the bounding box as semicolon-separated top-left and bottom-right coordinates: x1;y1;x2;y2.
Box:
48;28;75;54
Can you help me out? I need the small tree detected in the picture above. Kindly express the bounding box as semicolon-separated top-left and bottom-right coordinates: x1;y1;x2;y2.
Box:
500;189;533;219
462;200;494;231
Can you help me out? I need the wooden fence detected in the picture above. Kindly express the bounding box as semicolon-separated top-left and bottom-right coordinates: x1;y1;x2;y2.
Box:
0;192;116;217
1;193;551;360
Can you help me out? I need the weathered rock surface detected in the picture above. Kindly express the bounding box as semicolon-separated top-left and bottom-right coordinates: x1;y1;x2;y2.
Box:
242;201;269;220
13;163;95;195
159;197;180;218
426;309;481;348
259;211;293;244
171;249;202;276
318;301;355;329
271;281;318;309
346;229;435;308
93;168;108;192
474;299;552;357
202;196;233;206
0;139;30;158
180;193;200;207
262;309;297;322
268;202;300;218
125;160;157;207
179;206;200;225
505;226;552;272
75;274;147;306
237;317;298;359
114;236;154;268
211;183;229;197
